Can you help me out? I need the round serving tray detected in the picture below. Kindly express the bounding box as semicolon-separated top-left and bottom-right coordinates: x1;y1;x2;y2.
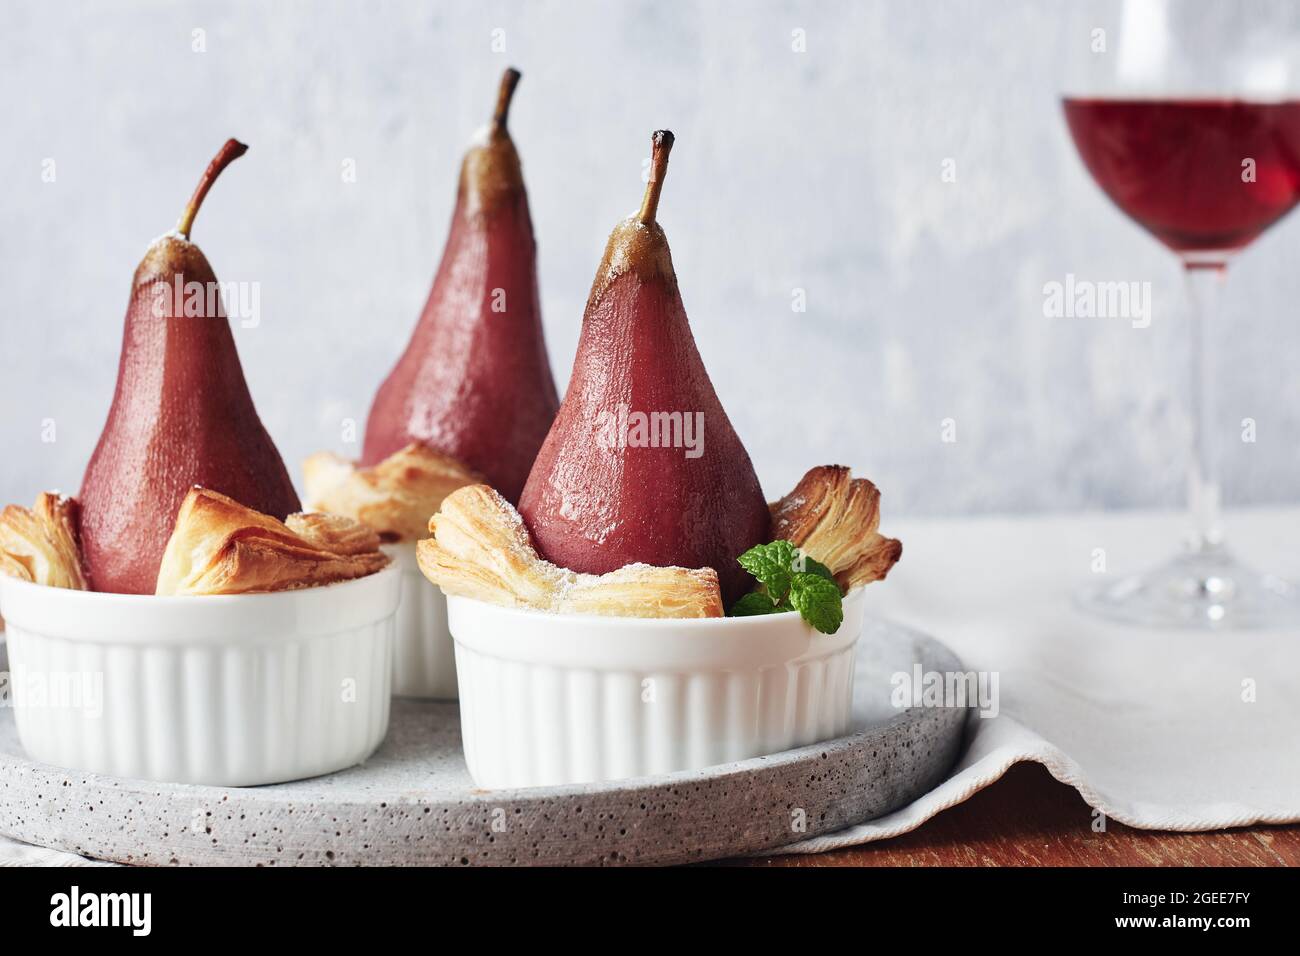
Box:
0;618;968;866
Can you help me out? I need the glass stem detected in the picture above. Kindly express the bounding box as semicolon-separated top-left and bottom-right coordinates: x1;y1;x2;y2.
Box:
1183;262;1226;554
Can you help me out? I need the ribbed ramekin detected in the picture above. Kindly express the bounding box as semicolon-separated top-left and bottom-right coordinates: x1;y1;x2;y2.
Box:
448;587;866;789
0;566;400;787
383;542;456;699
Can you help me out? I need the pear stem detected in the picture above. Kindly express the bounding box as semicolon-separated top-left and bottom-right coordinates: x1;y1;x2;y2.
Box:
637;130;674;225
492;68;522;134
175;138;249;239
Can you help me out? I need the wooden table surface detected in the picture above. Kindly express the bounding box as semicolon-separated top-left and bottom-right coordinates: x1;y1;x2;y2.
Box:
728;762;1300;866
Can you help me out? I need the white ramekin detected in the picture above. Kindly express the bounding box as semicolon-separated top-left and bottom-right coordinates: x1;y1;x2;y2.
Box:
383;542;456;699
448;587;867;789
0;566;400;787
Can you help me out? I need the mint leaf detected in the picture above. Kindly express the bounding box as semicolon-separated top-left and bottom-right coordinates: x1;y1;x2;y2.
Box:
788;572;844;634
729;591;787;616
736;540;798;601
796;552;839;587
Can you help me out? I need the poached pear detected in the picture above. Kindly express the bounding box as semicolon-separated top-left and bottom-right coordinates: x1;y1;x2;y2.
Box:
518;131;770;603
361;68;559;503
79;139;300;594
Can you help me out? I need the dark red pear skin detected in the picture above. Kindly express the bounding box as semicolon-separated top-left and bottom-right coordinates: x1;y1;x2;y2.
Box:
518;135;769;604
361;70;559;503
79;239;300;595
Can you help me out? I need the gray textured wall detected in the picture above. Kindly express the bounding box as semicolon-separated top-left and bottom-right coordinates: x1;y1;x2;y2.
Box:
2;0;1298;516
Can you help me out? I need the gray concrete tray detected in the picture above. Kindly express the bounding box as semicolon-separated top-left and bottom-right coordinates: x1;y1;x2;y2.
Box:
0;618;969;866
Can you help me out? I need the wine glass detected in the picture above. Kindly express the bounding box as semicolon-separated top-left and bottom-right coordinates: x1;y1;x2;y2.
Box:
1063;0;1300;628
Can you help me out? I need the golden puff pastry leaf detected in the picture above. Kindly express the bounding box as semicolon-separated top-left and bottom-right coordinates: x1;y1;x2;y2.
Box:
285;512;383;556
420;484;566;608
155;488;389;596
0;552;30;581
558;564;723;619
0;492;89;590
302;442;482;543
770;465;902;591
417;485;723;619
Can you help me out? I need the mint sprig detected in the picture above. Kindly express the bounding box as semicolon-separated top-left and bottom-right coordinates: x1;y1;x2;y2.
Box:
728;540;844;633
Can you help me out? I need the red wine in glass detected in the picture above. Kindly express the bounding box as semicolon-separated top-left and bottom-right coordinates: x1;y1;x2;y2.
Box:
1064;94;1300;627
1063;98;1300;256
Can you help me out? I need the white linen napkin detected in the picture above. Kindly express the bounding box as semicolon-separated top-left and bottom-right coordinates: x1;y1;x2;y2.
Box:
777;507;1300;854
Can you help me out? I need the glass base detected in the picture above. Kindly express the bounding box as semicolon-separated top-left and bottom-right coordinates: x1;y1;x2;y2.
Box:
1075;549;1300;630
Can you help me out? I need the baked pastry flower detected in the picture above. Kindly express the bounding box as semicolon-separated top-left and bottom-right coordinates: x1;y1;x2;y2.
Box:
769;466;903;591
0;493;89;590
303;442;482;543
417;484;724;618
155;488;390;595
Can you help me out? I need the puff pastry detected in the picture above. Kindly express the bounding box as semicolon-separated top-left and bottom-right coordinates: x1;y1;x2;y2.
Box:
770;465;902;590
285;512;383;556
0;492;89;590
155;487;390;596
303;442;482;542
417;485;724;618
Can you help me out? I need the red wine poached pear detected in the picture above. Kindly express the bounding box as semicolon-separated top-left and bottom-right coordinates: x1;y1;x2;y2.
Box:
362;69;559;503
518;131;770;605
